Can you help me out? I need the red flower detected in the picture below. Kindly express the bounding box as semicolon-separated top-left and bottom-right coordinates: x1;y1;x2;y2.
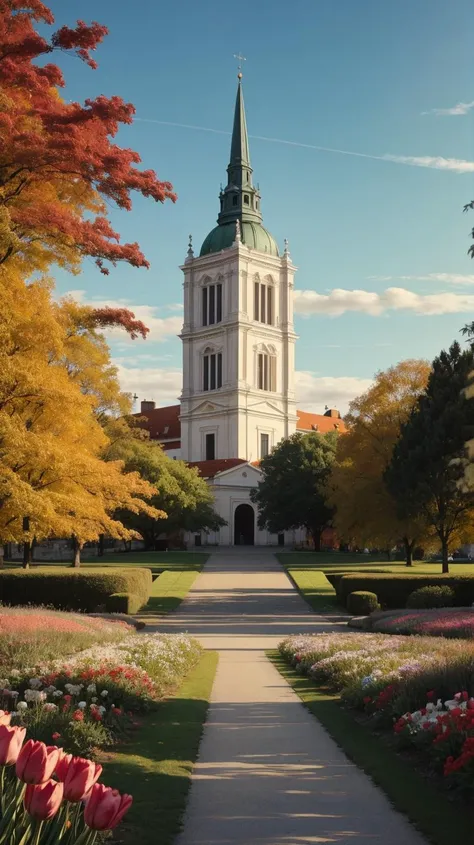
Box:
84;783;132;830
16;741;61;785
24;779;63;821
426;691;435;700
363;697;372;705
52;733;61;741
0;724;26;765
63;757;102;802
112;707;122;716
54;752;73;782
72;710;84;722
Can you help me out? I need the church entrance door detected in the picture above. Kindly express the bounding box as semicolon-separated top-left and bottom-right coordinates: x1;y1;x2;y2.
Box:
234;504;255;546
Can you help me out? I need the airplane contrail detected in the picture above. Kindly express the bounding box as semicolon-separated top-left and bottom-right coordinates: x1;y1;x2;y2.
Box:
133;117;474;174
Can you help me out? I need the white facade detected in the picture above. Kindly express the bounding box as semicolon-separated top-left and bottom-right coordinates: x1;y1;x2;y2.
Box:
180;241;298;464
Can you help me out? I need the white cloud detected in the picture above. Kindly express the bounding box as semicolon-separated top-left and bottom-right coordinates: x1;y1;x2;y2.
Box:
368;273;474;286
381;155;474;173
294;287;474;317
115;364;182;407
422;101;474;116
64;290;182;343
295;372;373;415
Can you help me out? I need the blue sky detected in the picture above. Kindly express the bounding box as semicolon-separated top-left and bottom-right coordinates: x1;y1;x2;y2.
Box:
46;0;474;412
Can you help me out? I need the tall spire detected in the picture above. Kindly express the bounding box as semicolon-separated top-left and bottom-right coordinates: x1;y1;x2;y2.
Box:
217;77;263;228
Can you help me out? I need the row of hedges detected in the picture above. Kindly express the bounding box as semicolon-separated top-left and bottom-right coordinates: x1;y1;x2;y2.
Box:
328;572;474;609
0;567;152;612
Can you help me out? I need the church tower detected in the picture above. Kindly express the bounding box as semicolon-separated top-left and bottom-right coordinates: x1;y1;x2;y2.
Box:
180;76;297;464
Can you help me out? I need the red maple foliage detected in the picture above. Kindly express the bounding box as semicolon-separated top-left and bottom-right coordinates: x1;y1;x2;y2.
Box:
0;1;176;274
90;307;149;341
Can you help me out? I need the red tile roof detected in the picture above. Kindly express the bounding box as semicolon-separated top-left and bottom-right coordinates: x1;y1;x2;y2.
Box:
296;409;347;434
134;404;181;440
188;458;248;479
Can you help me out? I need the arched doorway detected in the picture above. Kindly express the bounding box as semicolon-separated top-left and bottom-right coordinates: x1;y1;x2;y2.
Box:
234;504;255;546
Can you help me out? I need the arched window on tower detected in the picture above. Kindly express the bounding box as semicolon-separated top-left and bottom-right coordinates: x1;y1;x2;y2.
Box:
254;277;274;325
256;345;276;392
202;280;223;326
203;347;223;392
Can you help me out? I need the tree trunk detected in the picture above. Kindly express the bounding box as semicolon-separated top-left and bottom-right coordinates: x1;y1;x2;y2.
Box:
312;529;322;552
72;536;82;568
22;517;31;569
403;537;414;567
98;534;105;557
385;548;391;561
441;538;449;574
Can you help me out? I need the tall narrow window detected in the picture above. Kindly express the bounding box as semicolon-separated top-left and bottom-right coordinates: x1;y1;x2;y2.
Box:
254;281;273;325
203;351;222;391
260;433;269;458
205;433;215;461
202;283;223;326
257;352;276;392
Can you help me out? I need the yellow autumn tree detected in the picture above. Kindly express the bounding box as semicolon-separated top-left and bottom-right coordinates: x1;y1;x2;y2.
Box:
0;265;165;565
331;359;432;565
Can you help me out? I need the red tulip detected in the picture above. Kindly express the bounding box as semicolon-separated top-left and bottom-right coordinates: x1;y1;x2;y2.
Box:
84;783;133;830
0;711;11;726
63;757;102;802
0;724;26;765
24;779;64;820
16;740;60;784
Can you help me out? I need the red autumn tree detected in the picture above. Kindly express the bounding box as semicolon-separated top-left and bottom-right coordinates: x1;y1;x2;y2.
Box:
0;1;176;276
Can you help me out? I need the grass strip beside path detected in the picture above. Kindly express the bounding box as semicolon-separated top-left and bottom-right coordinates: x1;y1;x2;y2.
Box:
145;569;201;614
99;650;218;845
268;650;474;845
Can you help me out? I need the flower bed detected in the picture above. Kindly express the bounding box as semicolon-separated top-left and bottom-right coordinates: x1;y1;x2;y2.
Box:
0;608;132;669
280;632;474;798
0;634;203;757
365;608;474;638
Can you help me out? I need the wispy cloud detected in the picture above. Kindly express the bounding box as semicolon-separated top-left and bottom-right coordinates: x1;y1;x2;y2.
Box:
368;273;474;286
294;287;474;317
422;101;474;116
115;364;182;407
65;290;182;343
134;117;474;174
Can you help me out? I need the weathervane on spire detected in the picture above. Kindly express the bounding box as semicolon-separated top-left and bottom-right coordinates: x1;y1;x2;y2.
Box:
233;53;246;80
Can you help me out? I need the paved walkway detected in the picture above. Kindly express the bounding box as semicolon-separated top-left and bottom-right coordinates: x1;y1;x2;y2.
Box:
157;548;427;845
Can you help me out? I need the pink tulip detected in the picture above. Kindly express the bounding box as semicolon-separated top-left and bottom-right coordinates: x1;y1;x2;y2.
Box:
24;779;64;821
16;740;60;784
54;752;72;782
0;724;26;765
0;711;11;726
62;757;102;802
84;783;133;830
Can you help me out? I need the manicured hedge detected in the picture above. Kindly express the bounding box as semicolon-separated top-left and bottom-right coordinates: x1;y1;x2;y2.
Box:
347;591;380;615
406;585;455;609
324;569;389;593
0;568;152;612
337;573;474;609
105;592;142;615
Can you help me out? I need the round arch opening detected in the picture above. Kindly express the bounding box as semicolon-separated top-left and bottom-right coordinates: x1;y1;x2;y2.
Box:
234;504;255;546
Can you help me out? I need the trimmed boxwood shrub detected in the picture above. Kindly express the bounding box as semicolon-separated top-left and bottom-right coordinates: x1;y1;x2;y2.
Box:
347;591;380;616
105;592;142;615
406;585;455;609
324;569;389;598
0;567;152;612
337;573;474;609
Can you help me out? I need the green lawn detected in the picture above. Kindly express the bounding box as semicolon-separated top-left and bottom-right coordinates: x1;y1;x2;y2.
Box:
145;569;201;614
99;650;218;845
269;651;474;845
277;552;474;612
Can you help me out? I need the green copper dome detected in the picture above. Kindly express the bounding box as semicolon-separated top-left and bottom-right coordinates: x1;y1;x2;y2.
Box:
199;80;279;258
200;221;279;257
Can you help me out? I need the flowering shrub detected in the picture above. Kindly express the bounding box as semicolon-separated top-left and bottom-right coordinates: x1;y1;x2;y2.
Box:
0;721;132;844
368;608;474;639
280;632;474;797
0;607;132;669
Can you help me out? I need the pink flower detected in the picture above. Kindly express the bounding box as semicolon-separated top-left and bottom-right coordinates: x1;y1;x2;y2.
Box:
16;741;60;784
63;757;102;802
54;752;72;783
24;779;63;820
72;709;84;722
84;783;133;830
0;724;26;765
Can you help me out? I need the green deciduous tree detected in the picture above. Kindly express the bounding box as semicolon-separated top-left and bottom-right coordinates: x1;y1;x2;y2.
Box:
250;431;337;550
385;342;474;572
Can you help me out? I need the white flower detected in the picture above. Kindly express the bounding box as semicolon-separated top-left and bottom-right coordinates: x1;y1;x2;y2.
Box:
0;680;10;689
52;690;63;699
98;706;106;715
100;690;108;698
29;678;42;690
43;686;56;695
16;702;28;711
86;684;96;694
64;684;83;696
9;670;20;679
42;703;58;713
91;697;98;704
9;691;19;698
78;701;87;709
25;690;46;704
